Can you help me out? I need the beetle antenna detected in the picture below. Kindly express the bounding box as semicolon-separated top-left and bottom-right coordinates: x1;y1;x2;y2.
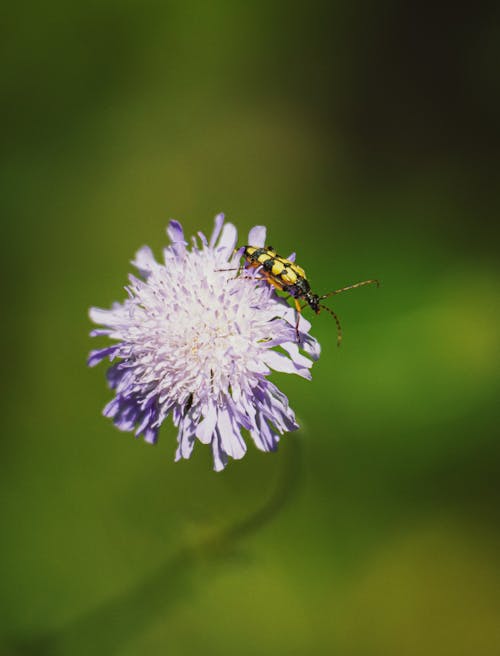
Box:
319;304;343;347
319;279;379;301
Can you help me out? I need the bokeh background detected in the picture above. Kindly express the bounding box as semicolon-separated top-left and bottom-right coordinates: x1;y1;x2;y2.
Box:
1;2;499;655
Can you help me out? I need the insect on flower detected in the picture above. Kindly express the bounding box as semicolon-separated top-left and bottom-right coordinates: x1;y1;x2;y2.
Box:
88;215;321;471
236;245;379;346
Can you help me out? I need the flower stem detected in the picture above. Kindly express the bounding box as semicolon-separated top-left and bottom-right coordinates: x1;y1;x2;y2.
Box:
5;438;302;656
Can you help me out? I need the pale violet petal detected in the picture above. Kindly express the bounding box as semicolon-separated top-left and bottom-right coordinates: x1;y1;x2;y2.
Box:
196;404;217;444
167;220;186;245
262;350;312;380
166;221;188;258
281;306;312;333
247;225;266;247
217;409;246;459
250;415;279;452
87;346;119;367
143;426;158;444
301;335;321;360
216;222;238;256
279;341;314;369
246;359;271;375
131;246;157;276
89;306;122;326
197;231;208;246
177;421;196;458
209;213;225;247
212;433;228;472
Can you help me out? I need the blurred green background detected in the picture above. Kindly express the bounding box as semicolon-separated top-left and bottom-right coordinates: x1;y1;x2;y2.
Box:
1;2;499;655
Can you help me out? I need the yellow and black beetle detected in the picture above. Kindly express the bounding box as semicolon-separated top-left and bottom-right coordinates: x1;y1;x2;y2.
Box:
241;245;378;346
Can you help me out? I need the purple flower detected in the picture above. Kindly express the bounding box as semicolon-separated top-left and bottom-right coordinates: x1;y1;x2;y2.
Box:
88;214;320;471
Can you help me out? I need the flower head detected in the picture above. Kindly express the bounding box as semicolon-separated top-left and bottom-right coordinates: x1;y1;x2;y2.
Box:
88;214;320;471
